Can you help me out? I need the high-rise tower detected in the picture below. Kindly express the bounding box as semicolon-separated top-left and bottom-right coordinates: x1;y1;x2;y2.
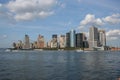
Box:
70;29;76;47
59;35;66;48
66;32;70;48
24;35;30;49
75;33;84;48
37;34;44;48
89;26;99;50
98;30;106;47
51;34;58;48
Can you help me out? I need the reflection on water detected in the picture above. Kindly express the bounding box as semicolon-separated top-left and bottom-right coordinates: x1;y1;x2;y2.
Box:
0;50;120;80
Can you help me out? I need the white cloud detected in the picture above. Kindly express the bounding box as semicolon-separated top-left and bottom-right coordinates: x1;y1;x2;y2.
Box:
106;29;120;40
14;12;35;21
5;0;57;21
0;3;2;7
78;0;82;2
103;13;120;24
3;35;8;38
60;3;66;8
39;11;54;18
79;14;103;29
79;13;120;29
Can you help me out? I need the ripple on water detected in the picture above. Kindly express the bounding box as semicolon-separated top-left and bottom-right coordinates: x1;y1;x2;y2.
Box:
1;78;12;80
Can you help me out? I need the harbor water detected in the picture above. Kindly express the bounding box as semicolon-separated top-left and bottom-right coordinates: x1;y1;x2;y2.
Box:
0;49;120;80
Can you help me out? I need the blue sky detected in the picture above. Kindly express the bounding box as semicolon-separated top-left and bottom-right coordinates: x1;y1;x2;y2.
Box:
0;0;120;48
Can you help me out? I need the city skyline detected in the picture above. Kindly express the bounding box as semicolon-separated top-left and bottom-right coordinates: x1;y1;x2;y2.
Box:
0;0;120;48
12;27;105;50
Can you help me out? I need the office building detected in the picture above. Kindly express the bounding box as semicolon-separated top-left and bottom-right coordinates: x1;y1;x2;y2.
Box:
89;26;99;50
51;34;58;48
24;35;30;49
98;30;106;47
75;33;84;48
59;35;66;48
37;34;44;48
70;29;76;47
66;32;70;47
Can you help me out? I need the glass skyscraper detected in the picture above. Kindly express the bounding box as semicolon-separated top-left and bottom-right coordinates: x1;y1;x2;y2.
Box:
70;29;76;47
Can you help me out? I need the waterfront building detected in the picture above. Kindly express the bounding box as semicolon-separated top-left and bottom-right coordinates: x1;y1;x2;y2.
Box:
75;33;89;48
13;42;17;49
59;35;66;48
13;40;23;49
70;29;76;47
66;32;70;47
98;30;106;47
33;41;38;49
89;26;99;50
83;33;89;48
24;35;30;49
51;34;58;48
37;34;44;48
30;43;34;49
46;41;51;48
18;40;23;49
75;33;84;48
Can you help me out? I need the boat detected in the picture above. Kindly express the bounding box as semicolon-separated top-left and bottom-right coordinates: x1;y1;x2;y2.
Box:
34;49;43;51
5;49;11;52
76;49;84;52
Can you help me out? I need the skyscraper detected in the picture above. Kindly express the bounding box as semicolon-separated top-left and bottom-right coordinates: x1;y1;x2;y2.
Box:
24;35;30;49
75;33;84;48
59;35;66;48
98;30;106;47
70;29;76;47
89;26;99;50
37;34;44;48
51;34;58;48
66;32;70;47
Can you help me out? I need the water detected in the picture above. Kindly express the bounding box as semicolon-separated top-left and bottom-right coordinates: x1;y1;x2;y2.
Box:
0;49;120;80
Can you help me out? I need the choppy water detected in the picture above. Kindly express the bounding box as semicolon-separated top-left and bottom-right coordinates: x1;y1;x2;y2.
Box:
0;49;120;80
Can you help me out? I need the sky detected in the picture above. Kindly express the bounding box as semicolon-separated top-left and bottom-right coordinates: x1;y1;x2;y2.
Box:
0;0;120;48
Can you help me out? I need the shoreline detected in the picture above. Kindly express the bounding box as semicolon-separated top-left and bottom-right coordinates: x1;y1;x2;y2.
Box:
5;48;120;52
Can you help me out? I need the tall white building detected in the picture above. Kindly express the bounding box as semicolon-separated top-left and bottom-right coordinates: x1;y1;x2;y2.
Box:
89;26;99;50
98;30;106;46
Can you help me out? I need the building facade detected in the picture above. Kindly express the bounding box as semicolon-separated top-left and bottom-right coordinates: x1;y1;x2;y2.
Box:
89;26;99;50
66;32;70;48
51;34;58;48
75;33;84;48
98;30;106;47
37;35;44;48
24;35;30;49
59;35;66;48
70;29;76;47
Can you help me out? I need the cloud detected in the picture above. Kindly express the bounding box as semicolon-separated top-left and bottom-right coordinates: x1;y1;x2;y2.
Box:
3;35;7;38
0;0;57;21
79;14;103;29
0;35;7;39
60;3;66;8
14;12;35;21
103;13;120;24
106;29;120;40
78;0;82;2
0;3;2;7
79;13;120;29
39;11;54;18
